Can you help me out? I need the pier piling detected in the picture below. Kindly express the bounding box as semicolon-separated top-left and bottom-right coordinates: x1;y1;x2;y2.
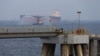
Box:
89;40;95;56
41;43;56;56
97;40;100;56
82;44;88;56
69;45;74;56
74;44;83;56
61;44;69;56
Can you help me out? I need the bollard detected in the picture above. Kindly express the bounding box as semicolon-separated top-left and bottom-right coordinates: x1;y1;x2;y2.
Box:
41;43;56;56
89;40;95;56
61;44;69;56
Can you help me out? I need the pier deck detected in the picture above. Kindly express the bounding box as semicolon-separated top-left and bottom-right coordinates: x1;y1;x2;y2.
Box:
0;26;99;39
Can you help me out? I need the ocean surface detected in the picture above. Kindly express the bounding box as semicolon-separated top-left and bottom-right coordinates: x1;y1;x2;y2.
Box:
0;22;99;56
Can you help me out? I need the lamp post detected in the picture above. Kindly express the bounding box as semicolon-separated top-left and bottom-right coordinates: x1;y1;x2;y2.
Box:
77;11;81;28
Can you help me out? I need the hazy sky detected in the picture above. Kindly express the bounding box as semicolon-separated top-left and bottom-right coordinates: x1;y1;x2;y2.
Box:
0;0;100;21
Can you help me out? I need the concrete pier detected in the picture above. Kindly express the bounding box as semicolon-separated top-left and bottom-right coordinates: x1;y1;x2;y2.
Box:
0;26;99;56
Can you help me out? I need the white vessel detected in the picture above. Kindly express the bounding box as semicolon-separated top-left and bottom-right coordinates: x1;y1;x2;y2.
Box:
20;11;61;25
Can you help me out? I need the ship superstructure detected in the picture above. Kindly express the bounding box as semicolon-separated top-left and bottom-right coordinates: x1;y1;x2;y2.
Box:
50;11;61;22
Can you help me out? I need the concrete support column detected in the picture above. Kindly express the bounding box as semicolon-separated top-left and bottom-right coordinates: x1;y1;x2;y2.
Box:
61;44;69;56
41;43;56;56
69;45;74;56
74;44;83;56
82;44;89;56
97;40;100;56
89;40;95;56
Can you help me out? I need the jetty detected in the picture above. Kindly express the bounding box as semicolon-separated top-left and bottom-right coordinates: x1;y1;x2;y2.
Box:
0;26;99;56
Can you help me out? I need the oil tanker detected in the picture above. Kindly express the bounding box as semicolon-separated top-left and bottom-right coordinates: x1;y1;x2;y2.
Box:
20;11;61;25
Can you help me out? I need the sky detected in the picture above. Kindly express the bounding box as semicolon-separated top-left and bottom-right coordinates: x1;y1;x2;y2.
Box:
0;0;100;22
